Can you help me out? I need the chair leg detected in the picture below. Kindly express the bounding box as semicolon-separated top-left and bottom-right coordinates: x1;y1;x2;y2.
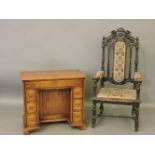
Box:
99;103;104;116
134;104;140;132
92;101;97;128
131;105;134;116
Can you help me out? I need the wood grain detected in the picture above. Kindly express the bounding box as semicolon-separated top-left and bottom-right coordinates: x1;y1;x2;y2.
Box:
21;70;85;81
39;89;71;122
21;70;86;134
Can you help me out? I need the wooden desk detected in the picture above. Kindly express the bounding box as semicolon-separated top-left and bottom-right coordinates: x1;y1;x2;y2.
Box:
21;70;86;134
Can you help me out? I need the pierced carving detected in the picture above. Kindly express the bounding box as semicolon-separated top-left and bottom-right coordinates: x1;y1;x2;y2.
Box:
104;28;138;44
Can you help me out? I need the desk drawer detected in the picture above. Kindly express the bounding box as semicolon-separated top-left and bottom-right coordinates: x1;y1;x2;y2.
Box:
26;102;37;114
73;87;83;98
72;111;82;123
25;89;36;102
73;99;82;110
26;114;37;126
25;79;83;89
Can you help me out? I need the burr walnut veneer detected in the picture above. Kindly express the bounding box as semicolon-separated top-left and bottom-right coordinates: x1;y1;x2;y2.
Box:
21;70;86;134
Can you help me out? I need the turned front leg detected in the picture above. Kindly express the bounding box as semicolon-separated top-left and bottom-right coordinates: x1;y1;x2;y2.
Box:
134;105;140;132
92;101;97;128
99;103;104;116
131;105;134;116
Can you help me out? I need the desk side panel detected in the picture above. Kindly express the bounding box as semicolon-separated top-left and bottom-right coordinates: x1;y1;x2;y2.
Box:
23;82;40;133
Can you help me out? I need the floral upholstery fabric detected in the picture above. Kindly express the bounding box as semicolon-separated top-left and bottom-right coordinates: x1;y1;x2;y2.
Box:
113;41;126;82
97;87;137;101
134;72;142;82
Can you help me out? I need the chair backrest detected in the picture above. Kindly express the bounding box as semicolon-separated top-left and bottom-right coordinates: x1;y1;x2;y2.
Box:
101;28;139;85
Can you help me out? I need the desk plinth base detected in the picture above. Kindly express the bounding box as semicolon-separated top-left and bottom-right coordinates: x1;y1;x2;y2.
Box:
23;119;86;135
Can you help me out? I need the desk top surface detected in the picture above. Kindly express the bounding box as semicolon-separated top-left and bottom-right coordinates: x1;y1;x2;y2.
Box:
21;70;85;81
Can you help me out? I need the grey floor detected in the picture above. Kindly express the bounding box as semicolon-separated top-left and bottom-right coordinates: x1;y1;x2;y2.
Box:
0;100;155;135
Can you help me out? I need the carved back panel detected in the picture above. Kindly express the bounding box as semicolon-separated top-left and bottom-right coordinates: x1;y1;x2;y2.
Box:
101;28;139;85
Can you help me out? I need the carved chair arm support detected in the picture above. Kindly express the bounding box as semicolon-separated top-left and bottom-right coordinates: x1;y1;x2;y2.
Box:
134;81;142;98
92;71;104;96
133;72;142;98
93;79;99;97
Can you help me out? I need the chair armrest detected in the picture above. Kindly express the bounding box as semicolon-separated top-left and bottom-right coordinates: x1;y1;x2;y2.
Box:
134;72;142;82
93;71;104;80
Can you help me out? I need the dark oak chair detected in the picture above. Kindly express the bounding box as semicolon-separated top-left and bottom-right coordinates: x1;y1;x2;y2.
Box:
92;28;142;131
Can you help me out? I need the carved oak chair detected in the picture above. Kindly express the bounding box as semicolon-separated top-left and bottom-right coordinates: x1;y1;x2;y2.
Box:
92;28;142;131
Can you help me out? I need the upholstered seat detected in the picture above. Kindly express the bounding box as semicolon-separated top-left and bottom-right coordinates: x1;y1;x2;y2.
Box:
97;88;136;101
